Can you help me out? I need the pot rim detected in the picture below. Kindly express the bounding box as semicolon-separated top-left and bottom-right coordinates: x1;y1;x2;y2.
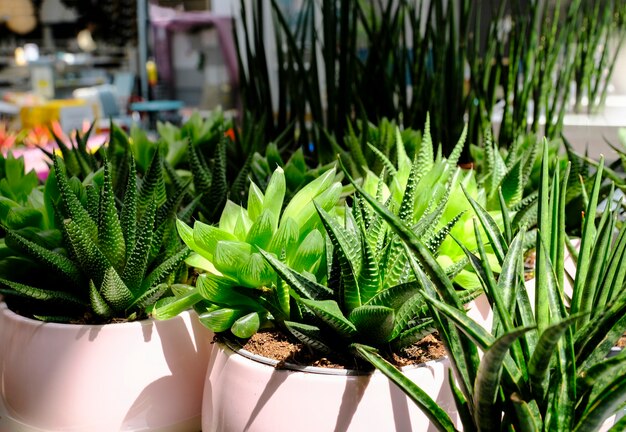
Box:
221;338;448;377
0;300;191;329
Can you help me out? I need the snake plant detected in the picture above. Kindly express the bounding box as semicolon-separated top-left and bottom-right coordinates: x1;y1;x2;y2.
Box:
0;151;190;323
350;141;626;431
153;166;343;338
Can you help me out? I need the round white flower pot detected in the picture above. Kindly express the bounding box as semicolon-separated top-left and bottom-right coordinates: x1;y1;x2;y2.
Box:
202;340;460;432
0;302;213;432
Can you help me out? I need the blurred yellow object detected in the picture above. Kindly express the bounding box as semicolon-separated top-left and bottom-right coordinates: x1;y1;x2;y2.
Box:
146;60;158;86
20;99;92;131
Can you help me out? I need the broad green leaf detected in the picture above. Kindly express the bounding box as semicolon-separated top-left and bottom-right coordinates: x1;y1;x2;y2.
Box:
247;181;264;222
176;219;197;250
263;167;286;230
267;216;300;256
196;272;257;308
219;200;241;233
281;167;337;229
151;286;203;320
246;209;275;250
290;229;324;272
193;221;237;259
213;240;252;276
238;252;274;288
231;311;262;338
198;307;248;333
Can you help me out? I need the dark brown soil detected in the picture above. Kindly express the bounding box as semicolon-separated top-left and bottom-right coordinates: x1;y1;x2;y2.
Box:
223;329;447;371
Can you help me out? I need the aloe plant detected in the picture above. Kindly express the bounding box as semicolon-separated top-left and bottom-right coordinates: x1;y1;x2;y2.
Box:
153;166;343;338
0;151;190;323
349;141;626;431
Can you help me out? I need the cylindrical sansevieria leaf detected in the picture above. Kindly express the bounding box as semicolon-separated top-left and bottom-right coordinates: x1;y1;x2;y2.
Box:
238;252;274;288
247;181;265;222
245;209;275;250
290;229;325;273
193;220;237;259
262;167;286;230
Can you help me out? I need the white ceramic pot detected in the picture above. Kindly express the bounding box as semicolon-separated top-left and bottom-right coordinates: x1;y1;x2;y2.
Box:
0;302;213;432
202;341;460;432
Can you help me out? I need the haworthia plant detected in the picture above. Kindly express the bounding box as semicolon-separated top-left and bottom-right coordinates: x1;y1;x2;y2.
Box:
358;119;501;290
0;152;190;323
261;183;480;355
153;166;343;338
348;140;626;431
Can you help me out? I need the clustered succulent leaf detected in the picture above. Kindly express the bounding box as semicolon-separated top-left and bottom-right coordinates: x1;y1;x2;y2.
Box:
360;118;501;290
0;151;190;323
153;166;343;338
352;141;626;431
253;121;486;355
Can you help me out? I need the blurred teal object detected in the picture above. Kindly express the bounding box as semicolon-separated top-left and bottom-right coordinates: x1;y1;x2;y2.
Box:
130;100;184;129
130;100;184;112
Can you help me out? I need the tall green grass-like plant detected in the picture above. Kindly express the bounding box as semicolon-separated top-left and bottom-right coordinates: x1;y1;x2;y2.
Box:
573;1;626;114
239;0;626;160
0;153;190;323
348;142;626;431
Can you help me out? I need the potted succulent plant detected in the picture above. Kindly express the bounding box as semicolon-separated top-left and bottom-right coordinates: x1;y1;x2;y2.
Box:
155;123;495;431
0;150;212;431
352;142;626;430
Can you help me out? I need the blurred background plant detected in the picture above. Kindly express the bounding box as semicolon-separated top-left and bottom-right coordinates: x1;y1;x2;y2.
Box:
237;0;626;161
